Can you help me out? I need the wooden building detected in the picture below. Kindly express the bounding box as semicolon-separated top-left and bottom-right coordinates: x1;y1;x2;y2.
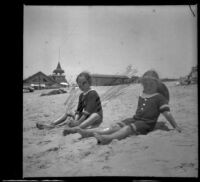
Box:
23;71;62;89
91;74;134;86
23;62;69;89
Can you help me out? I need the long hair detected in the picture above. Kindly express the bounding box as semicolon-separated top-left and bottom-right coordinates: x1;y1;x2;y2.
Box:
142;70;170;103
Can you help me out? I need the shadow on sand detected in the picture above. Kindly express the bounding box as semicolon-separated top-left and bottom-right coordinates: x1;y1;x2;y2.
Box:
154;121;171;131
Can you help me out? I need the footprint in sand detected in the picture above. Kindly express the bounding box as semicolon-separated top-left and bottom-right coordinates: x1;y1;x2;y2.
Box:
32;146;59;159
38;162;51;169
102;165;112;172
80;151;92;159
174;162;196;172
141;146;149;150
98;150;114;161
46;147;59;152
37;140;52;146
154;159;169;163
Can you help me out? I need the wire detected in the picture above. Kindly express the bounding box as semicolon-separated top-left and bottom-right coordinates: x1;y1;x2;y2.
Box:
189;5;196;17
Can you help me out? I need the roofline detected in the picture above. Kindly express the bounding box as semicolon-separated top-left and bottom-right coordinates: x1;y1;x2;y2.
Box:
23;71;62;85
23;71;45;81
91;74;129;79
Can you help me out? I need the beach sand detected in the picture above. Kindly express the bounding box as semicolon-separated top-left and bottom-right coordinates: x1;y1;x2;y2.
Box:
23;82;198;177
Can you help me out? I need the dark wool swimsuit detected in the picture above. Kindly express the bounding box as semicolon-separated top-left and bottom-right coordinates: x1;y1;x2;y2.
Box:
118;93;170;135
75;89;103;126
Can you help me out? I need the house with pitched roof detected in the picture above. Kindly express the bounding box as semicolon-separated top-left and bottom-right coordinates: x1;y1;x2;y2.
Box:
23;62;69;89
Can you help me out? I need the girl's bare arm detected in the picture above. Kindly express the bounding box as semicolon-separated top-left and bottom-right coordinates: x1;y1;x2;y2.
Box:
162;111;182;132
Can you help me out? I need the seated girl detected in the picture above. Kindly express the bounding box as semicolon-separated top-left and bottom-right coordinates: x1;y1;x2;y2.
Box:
37;71;103;131
66;70;181;144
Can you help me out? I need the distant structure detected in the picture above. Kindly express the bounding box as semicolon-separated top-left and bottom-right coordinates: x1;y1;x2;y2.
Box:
23;71;62;89
188;66;197;84
178;66;197;85
91;74;138;86
23;62;69;89
23;62;139;88
49;62;68;84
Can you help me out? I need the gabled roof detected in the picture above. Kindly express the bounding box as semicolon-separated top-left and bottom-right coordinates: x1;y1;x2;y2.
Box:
23;71;60;84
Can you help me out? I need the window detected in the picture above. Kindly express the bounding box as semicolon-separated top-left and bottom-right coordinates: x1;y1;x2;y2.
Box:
32;78;39;82
43;78;48;82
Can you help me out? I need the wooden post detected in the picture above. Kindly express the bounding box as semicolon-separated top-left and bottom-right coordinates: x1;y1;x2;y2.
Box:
39;76;41;90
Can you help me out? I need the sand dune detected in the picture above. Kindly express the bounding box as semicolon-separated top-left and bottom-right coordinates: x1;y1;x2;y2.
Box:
23;83;198;177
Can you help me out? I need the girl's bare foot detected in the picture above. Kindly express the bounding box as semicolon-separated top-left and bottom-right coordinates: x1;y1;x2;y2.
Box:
36;123;55;130
63;126;79;136
77;128;94;138
94;133;112;145
70;126;80;133
63;128;71;136
63;126;73;136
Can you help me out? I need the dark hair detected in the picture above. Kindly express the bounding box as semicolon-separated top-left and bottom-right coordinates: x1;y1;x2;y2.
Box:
142;69;170;103
76;71;92;85
142;70;159;79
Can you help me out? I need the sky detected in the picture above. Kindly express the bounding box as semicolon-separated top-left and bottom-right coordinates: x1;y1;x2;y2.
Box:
24;5;197;82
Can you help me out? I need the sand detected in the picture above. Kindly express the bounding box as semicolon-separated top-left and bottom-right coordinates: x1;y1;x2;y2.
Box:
23;82;198;177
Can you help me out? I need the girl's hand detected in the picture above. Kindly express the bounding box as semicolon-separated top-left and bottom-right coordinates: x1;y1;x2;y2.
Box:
68;120;80;127
175;126;182;133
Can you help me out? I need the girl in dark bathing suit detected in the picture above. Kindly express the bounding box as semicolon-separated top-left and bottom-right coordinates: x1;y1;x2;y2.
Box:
37;71;103;131
68;70;181;145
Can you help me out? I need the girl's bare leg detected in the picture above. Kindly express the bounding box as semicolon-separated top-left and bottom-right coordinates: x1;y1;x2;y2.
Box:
63;113;102;135
37;112;73;130
78;113;101;129
52;112;73;126
94;125;136;145
77;124;122;138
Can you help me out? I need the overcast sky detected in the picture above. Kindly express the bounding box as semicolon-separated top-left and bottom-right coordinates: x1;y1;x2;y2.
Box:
24;5;197;81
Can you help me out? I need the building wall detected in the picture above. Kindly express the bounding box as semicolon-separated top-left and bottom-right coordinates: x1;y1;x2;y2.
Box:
23;72;63;89
49;75;67;84
91;76;130;86
24;75;52;86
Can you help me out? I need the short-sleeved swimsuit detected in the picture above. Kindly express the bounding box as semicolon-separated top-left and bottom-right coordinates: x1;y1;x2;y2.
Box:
117;93;170;135
157;82;170;104
75;89;103;127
